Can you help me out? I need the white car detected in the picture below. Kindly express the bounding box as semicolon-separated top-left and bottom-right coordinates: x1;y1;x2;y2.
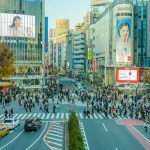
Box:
3;118;20;129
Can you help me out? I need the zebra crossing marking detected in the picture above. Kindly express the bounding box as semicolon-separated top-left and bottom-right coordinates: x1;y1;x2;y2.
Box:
17;114;23;119
56;113;60;119
33;113;37;117
21;114;28;119
46;113;50;119
3;112;136;121
41;113;46;119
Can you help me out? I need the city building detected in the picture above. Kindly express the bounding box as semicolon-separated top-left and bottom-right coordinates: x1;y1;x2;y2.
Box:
49;19;73;75
73;23;87;78
0;0;45;88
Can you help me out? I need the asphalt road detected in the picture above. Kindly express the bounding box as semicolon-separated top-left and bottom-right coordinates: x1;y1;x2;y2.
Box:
0;122;49;150
82;119;145;150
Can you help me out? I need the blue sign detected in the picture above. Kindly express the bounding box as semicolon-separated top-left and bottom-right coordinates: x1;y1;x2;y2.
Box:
45;17;48;53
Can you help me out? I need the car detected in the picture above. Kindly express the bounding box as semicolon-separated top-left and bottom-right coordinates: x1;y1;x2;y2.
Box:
24;118;42;131
3;118;20;129
0;124;9;138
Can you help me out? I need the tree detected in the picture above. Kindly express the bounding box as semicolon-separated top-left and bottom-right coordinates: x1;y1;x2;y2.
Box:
0;44;15;78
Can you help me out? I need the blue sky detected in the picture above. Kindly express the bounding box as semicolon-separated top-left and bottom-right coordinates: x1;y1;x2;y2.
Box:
45;0;90;29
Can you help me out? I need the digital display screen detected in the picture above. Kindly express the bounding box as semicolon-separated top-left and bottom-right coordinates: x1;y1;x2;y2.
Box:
0;13;35;38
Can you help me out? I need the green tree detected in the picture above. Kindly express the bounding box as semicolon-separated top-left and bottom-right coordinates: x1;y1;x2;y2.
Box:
0;44;15;78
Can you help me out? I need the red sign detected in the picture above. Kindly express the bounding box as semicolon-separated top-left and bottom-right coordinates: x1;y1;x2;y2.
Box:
92;58;96;72
116;67;140;83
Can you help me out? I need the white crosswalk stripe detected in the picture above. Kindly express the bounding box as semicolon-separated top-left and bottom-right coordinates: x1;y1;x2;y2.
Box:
51;113;55;119
56;113;60;119
0;114;4;118
21;114;28;119
61;113;64;119
41;113;46;119
8;112;137;120
94;113;98;119
37;113;41;118
79;113;83;119
97;114;103;119
66;113;69;120
17;114;23;119
13;113;18;118
46;113;50;119
32;113;37;118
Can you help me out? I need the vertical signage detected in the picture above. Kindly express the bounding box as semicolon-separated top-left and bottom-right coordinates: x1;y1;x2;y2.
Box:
92;58;96;72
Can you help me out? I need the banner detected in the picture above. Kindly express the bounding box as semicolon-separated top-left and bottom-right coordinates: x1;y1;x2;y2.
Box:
116;18;132;63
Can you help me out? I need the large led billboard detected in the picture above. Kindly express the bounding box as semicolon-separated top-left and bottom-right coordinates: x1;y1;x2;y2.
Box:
116;18;132;63
116;67;140;83
0;13;35;38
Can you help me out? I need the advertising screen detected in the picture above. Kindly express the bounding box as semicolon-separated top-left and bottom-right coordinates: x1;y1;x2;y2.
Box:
116;18;132;63
90;0;110;6
116;67;140;83
0;13;35;38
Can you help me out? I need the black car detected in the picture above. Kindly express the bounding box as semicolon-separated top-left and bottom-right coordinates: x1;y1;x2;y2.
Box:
24;118;42;131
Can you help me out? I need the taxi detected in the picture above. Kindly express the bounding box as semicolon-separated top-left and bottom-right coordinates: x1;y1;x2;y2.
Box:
0;124;9;138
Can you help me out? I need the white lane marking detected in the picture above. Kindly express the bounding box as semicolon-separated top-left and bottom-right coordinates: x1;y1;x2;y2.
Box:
61;113;64;119
66;113;69;120
21;114;28;119
17;114;23;119
46;136;62;142
41;113;46;119
48;133;63;138
90;115;93;119
94;113;98;119
107;115;112;119
52;127;63;132
0;130;24;150
56;113;60;119
79;113;83;119
26;122;48;150
47;140;62;147
13;114;18;118
115;148;118;150
46;113;50;119
80;122;90;150
26;113;32;119
50;130;63;135
102;123;108;132
76;113;78;117
37;113;41;118
51;124;63;129
32;113;37;117
0;114;4;118
51;113;55;119
97;114;103;119
132;126;150;143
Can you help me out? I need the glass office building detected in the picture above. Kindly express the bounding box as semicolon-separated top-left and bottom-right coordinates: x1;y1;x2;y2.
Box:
0;0;45;88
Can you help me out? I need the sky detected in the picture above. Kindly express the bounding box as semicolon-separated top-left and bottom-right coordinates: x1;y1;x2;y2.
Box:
45;0;91;29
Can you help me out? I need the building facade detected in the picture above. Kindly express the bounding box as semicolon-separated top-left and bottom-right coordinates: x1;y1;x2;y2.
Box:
73;24;87;78
0;0;45;88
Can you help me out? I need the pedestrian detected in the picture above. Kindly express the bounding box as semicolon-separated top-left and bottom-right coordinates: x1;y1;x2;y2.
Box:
4;109;8;119
144;122;149;133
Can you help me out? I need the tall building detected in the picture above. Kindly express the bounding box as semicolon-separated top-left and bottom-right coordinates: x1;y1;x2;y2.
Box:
0;0;45;88
73;23;87;78
133;0;150;67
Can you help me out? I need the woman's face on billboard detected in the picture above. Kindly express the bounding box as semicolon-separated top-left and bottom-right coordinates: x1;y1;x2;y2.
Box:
15;18;21;28
119;25;129;42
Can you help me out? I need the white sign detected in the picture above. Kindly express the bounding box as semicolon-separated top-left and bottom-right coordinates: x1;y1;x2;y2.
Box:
118;70;137;81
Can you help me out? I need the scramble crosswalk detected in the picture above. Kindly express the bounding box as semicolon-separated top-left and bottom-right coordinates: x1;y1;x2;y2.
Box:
0;113;136;121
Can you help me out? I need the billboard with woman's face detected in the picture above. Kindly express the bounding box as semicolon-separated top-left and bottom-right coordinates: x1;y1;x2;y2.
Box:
0;13;35;38
116;18;132;63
